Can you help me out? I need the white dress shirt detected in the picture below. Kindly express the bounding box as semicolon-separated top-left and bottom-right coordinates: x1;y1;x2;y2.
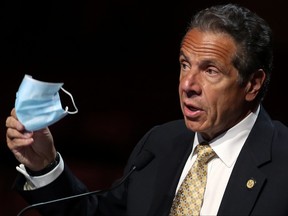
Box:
175;106;259;215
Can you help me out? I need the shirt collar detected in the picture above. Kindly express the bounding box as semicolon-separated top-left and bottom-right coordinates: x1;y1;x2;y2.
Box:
193;105;260;167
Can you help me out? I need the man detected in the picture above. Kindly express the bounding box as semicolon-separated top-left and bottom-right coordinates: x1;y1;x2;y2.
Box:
6;3;288;216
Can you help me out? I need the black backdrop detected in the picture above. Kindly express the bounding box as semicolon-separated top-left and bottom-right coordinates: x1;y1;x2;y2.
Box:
1;0;288;215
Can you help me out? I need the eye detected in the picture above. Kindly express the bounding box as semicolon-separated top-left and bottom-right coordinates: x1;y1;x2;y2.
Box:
205;67;219;76
180;59;190;71
181;62;188;70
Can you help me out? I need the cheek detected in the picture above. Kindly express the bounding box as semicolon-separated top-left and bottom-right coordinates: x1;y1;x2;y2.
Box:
205;89;235;119
178;80;185;99
178;75;186;93
212;90;244;123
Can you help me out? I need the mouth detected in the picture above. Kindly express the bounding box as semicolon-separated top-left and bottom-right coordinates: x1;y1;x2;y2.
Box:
183;103;203;118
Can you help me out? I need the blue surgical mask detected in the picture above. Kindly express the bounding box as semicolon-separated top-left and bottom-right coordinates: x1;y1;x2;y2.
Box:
15;74;78;131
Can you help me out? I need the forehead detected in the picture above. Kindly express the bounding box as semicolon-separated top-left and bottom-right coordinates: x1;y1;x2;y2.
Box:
180;29;237;61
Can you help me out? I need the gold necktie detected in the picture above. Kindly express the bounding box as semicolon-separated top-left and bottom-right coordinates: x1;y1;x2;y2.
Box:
170;143;216;216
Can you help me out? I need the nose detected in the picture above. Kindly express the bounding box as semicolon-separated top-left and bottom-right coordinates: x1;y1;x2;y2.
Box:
179;70;201;97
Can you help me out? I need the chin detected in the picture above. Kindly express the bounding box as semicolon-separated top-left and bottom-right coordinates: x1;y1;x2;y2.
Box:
184;119;200;132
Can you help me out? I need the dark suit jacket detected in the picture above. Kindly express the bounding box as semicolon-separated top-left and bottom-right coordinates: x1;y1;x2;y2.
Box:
15;106;288;216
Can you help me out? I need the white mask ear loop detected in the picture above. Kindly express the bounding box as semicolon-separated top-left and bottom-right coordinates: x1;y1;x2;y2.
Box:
60;87;79;114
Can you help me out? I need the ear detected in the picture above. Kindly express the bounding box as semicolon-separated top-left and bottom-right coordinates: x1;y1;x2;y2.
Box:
245;69;266;101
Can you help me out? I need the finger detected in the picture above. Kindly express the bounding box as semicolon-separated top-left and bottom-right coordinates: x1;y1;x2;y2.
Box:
6;115;25;132
7;136;34;149
6;134;34;153
11;107;15;115
6;127;33;143
11;108;17;118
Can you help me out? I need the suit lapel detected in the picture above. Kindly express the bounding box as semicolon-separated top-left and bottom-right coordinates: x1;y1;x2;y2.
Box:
217;147;267;215
218;107;274;215
148;130;195;216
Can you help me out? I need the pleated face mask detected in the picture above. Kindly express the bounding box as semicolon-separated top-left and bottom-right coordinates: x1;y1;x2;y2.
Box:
15;74;78;131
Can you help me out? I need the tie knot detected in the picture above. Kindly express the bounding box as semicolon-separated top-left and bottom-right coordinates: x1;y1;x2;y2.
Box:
195;143;215;164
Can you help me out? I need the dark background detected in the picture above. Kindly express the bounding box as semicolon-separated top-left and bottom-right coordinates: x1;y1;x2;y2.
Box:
0;0;287;215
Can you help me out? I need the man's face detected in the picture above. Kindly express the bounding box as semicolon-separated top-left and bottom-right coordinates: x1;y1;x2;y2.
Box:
178;29;252;140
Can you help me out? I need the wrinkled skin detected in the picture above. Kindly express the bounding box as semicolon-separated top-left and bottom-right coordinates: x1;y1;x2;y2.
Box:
178;29;265;141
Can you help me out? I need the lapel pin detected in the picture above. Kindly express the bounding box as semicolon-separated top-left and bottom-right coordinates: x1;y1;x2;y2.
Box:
246;178;256;189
